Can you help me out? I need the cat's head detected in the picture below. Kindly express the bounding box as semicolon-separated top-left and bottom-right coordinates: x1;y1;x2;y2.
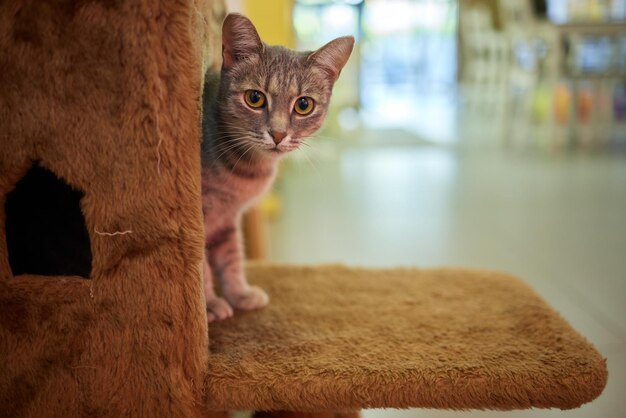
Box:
217;13;354;158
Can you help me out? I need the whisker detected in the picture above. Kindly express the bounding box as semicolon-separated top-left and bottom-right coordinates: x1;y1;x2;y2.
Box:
298;146;321;179
305;134;340;142
231;143;256;173
211;142;249;166
207;134;247;145
213;138;248;148
213;139;248;148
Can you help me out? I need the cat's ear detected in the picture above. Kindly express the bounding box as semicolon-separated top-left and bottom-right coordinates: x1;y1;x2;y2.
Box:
222;13;263;70
308;36;355;82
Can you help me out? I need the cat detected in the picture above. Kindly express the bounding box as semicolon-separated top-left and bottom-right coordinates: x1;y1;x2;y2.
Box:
200;13;353;322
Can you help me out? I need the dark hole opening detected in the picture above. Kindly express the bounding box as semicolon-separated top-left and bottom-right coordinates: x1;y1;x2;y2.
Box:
5;164;92;278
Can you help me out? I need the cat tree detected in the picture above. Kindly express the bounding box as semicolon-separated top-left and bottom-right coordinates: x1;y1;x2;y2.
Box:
0;1;606;417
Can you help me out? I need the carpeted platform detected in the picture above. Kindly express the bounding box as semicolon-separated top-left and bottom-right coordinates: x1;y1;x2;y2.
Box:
206;264;607;412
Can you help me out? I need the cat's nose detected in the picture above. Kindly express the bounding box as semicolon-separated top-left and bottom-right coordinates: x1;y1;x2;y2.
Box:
270;130;287;145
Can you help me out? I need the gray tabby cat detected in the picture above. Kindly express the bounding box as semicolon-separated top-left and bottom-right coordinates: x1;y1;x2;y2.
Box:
201;13;353;321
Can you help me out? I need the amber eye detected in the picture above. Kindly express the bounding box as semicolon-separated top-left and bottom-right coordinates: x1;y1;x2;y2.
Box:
294;96;314;115
244;90;266;109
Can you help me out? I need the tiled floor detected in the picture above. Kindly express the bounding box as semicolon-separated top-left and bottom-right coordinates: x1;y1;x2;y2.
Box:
266;129;626;417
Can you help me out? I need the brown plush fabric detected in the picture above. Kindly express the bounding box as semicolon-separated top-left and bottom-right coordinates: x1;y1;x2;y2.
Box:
206;264;607;412
0;1;212;416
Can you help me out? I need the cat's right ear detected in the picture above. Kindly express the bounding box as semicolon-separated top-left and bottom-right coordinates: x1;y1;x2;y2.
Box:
222;13;263;70
308;36;354;82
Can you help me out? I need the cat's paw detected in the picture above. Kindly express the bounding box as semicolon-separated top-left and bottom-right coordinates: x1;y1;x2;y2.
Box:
206;296;234;322
225;286;269;311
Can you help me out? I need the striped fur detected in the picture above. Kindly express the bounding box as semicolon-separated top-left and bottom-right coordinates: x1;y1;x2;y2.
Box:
200;14;353;321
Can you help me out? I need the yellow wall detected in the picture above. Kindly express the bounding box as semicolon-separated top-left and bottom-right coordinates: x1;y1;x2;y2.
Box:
243;0;295;47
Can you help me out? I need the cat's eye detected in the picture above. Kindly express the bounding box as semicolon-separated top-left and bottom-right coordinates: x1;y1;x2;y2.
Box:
244;90;266;109
294;97;314;115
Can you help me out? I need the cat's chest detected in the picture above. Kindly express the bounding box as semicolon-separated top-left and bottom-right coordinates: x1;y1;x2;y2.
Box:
201;164;276;211
227;172;274;203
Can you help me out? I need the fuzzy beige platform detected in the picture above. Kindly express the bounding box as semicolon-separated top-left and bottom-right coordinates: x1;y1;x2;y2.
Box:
206;264;607;412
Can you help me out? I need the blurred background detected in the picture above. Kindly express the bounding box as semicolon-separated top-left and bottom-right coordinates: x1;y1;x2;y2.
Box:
226;1;625;417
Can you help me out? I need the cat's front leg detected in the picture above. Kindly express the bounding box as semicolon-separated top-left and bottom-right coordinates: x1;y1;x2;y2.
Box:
203;249;234;322
209;223;269;311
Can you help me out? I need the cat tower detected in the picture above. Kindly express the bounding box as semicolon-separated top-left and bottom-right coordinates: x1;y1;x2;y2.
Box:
0;1;607;417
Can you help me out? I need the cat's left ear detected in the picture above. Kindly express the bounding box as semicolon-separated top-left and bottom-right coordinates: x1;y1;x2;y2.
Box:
308;36;355;82
222;13;264;70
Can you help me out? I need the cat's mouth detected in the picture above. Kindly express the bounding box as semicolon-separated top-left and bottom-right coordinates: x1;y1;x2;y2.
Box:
260;142;298;156
263;145;285;154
